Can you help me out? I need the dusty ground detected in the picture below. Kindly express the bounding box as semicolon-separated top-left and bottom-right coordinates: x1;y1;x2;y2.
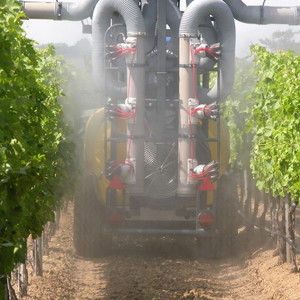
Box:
21;202;300;300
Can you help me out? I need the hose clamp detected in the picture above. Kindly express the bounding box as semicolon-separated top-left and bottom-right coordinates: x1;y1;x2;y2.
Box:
56;2;62;20
127;32;147;37
179;33;197;38
259;6;264;24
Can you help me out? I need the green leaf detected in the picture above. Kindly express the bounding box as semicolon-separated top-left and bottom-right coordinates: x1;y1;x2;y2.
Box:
0;0;76;293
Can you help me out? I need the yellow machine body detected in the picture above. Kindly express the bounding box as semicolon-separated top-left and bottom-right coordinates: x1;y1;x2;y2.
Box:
83;108;230;207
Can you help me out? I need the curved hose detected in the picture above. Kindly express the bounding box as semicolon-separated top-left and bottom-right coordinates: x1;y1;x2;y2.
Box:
92;0;145;38
180;0;235;103
92;0;145;99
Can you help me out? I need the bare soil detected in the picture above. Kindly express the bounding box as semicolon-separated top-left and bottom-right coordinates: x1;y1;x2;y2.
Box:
22;202;300;300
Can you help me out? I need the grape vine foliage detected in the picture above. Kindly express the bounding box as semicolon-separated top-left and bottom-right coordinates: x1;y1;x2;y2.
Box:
0;0;75;296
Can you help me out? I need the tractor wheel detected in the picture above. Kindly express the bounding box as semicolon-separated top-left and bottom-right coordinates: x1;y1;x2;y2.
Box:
196;173;238;259
73;174;111;257
214;173;239;258
196;235;218;259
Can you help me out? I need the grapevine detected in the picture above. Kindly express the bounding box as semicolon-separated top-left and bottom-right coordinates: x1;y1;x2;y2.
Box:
223;45;300;267
0;0;75;297
249;45;300;201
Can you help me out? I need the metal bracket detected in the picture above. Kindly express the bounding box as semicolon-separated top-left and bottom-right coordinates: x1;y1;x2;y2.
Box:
123;158;136;184
187;159;198;185
188;98;199;124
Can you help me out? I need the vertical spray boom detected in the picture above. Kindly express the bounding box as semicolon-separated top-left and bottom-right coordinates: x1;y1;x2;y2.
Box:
177;0;235;196
92;0;146;195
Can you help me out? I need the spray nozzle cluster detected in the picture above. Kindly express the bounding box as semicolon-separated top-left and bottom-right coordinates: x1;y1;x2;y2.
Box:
193;42;222;61
190;160;220;182
105;99;136;120
106;159;134;180
192;102;220;120
106;37;137;61
189;99;220;121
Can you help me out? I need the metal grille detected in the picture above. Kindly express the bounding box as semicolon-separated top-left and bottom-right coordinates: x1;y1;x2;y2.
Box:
144;142;178;199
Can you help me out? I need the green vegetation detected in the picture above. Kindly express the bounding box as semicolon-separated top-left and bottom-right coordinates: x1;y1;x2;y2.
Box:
249;45;300;201
223;57;256;170
0;0;75;296
224;44;300;202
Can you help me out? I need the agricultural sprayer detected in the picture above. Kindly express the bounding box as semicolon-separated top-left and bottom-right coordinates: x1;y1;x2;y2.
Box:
21;0;300;257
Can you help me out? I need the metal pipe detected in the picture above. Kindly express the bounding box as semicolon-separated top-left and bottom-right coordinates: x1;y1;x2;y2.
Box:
20;0;99;20
156;0;167;140
166;0;181;55
143;0;181;56
59;0;98;20
223;0;300;25
178;36;195;196
124;36;146;196
21;2;58;19
143;0;157;54
178;0;235;196
92;0;146;195
106;228;211;236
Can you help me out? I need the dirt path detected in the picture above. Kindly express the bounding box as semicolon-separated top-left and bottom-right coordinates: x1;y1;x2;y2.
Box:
22;202;300;300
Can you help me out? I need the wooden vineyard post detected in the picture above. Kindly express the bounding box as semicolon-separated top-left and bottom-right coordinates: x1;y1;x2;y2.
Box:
5;276;17;300
286;194;298;272
278;198;286;264
16;264;28;298
33;236;43;276
285;196;292;264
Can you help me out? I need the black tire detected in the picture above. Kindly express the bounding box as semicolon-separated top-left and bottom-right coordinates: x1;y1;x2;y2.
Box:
214;173;239;258
73;174;111;257
196;235;218;259
197;173;238;259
